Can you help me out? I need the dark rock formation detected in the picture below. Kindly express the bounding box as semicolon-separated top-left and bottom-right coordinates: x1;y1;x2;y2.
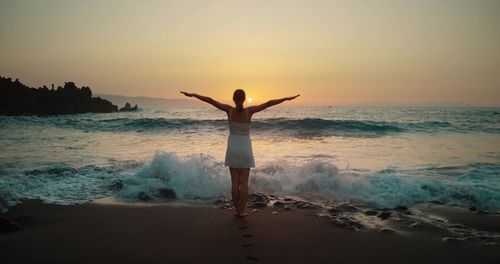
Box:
272;201;286;209
247;192;270;208
364;210;379;216
248;193;270;204
248;201;267;209
330;216;364;231
379;228;396;234
377;211;392;220
394;205;408;212
0;76;118;115
108;179;124;191
296;202;319;210
119;102;138;112
138;192;151;201
335;203;359;213
0;197;5;213
157;188;176;199
214;198;233;209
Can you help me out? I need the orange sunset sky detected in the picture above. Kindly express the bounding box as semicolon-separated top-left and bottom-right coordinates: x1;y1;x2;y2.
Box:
1;0;499;106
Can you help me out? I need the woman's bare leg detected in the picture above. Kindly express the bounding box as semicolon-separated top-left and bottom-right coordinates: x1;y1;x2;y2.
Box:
238;168;250;216
230;168;241;215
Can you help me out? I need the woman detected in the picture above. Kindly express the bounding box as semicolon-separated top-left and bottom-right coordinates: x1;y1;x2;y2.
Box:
180;89;299;217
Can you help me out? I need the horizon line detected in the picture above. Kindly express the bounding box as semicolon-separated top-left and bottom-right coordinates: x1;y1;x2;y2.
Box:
96;93;500;108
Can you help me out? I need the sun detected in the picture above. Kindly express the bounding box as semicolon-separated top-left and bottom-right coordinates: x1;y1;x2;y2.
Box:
247;97;253;103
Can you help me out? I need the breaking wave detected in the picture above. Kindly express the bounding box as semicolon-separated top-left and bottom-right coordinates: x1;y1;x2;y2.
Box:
1;152;499;213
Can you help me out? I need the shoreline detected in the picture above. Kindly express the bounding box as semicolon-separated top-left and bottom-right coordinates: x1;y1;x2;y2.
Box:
1;200;499;264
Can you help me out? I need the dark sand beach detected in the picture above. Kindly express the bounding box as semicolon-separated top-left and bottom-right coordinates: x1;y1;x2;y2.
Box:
1;200;499;264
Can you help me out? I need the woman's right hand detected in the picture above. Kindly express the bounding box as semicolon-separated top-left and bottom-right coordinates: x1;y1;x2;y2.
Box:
286;94;300;101
180;91;195;97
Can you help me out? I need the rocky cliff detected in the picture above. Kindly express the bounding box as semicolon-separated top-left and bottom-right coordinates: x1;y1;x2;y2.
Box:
0;76;118;115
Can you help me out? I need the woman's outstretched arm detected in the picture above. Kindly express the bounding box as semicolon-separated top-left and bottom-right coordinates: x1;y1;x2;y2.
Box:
180;91;232;112
249;95;300;115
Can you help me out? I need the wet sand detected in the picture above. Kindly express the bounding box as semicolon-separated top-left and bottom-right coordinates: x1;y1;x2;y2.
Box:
1;200;499;264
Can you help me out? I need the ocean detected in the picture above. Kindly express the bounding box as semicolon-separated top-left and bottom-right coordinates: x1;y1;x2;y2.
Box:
1;106;500;213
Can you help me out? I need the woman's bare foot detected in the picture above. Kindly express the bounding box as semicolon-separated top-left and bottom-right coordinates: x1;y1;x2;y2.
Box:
238;212;248;217
233;207;242;217
232;210;247;217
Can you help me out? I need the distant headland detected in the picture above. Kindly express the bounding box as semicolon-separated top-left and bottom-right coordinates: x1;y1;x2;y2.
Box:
0;76;120;116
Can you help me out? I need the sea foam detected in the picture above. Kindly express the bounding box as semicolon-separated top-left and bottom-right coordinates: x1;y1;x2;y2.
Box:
2;152;498;213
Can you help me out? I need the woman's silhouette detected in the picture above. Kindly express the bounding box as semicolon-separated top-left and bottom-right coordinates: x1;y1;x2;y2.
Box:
181;90;299;217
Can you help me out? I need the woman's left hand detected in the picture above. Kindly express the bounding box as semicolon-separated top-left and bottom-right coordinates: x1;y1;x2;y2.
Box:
180;91;195;97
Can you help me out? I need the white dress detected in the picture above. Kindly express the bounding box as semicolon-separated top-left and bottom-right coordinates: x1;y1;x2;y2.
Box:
224;109;255;168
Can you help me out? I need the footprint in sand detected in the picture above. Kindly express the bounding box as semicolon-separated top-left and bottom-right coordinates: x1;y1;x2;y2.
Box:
239;227;258;261
247;256;259;261
241;243;253;249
